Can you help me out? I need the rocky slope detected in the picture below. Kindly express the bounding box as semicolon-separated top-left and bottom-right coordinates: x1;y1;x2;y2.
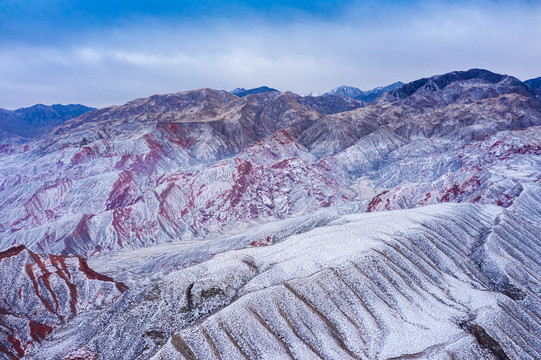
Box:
1;68;541;359
0;245;126;359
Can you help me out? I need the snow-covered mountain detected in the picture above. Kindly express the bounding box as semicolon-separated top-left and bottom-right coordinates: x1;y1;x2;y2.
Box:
1;68;541;359
325;81;404;102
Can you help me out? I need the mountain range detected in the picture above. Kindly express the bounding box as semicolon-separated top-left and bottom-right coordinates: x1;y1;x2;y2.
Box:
1;69;541;359
231;82;404;102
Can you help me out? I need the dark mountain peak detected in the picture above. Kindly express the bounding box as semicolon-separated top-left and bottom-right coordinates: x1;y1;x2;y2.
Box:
230;86;279;97
387;69;521;100
525;76;541;90
51;103;95;113
430;68;510;89
15;103;94;114
0;103;95;141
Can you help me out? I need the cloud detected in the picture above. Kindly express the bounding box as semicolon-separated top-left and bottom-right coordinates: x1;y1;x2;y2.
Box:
0;0;540;108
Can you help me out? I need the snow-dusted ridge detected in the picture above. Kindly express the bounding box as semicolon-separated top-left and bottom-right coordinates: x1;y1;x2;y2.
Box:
26;188;541;359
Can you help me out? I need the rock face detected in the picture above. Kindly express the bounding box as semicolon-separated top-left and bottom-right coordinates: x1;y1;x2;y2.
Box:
0;245;126;359
1;68;541;359
0;104;95;142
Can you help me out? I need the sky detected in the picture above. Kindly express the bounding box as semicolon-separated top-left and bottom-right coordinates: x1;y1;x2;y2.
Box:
0;0;540;109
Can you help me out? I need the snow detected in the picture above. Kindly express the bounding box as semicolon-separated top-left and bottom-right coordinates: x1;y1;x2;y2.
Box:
3;70;541;359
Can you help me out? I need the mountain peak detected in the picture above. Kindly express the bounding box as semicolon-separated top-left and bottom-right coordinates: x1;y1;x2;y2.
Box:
327;85;364;98
325;82;404;102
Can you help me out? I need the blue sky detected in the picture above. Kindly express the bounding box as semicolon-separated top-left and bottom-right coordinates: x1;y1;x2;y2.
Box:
1;0;540;108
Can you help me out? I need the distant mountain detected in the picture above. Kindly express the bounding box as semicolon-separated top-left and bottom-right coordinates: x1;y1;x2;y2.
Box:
0;103;95;142
525;76;541;90
0;109;21;142
325;81;404;102
230;86;279;97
